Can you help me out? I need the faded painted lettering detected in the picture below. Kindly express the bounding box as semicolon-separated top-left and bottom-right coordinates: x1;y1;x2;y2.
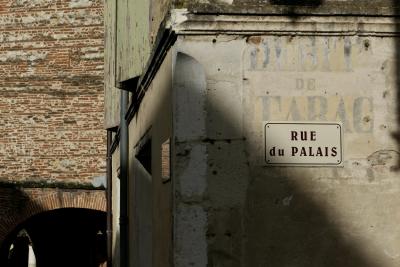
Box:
296;78;316;90
262;96;374;133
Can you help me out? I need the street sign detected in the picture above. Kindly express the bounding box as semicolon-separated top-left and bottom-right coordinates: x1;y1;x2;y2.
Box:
265;122;343;166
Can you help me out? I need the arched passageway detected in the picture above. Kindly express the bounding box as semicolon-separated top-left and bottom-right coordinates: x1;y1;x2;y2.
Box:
1;208;106;267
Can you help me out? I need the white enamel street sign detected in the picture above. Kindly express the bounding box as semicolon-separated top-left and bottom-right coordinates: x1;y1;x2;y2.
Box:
264;122;343;166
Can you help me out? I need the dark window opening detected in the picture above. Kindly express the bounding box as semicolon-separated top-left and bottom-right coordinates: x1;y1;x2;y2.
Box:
136;137;152;175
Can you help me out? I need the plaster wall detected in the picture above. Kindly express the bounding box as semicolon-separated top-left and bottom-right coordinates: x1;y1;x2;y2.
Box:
110;50;173;267
173;23;400;267
128;50;173;267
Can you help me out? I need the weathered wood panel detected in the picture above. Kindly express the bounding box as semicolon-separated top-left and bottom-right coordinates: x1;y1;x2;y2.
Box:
104;0;172;128
150;0;172;45
116;0;151;83
104;0;120;129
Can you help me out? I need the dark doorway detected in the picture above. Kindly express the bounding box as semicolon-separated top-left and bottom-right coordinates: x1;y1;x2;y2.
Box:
1;208;106;267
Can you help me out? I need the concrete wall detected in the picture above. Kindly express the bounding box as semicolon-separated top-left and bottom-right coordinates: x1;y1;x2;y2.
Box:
172;16;400;266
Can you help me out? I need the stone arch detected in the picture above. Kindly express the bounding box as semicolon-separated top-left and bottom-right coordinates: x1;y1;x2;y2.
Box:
0;188;106;247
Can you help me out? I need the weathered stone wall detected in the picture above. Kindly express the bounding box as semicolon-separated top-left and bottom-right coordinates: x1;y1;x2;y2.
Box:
173;0;400;16
0;0;105;185
173;16;400;266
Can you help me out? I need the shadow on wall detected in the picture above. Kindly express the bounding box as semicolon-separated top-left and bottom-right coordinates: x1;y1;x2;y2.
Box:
113;231;120;267
0;186;30;264
395;1;400;169
270;0;324;6
175;27;398;265
269;0;323;18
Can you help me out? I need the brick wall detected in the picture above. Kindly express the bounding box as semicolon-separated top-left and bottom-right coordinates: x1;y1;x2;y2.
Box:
0;187;106;246
0;0;105;183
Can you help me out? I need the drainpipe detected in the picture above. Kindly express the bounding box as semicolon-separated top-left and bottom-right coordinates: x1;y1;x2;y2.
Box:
120;90;129;267
106;130;113;267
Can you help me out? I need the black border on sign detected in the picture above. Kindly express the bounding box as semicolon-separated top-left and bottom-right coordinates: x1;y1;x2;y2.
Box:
264;122;343;166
